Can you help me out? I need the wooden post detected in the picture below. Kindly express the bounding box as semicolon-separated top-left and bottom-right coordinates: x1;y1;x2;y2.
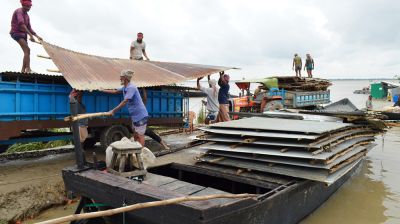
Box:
70;101;85;169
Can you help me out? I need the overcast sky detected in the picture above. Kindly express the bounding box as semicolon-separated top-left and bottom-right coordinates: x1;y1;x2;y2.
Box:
1;0;399;79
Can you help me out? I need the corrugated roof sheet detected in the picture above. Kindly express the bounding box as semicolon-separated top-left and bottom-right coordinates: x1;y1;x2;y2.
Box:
0;71;67;84
42;41;236;90
0;71;62;77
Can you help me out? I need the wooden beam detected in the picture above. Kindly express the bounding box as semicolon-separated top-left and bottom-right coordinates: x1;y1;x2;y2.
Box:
37;54;51;59
47;69;61;73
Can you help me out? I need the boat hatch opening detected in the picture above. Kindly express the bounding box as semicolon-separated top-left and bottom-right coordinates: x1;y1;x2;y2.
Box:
148;163;275;194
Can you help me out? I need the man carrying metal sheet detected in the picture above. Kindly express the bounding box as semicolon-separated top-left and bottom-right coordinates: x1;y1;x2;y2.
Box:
130;32;150;61
197;76;219;124
10;0;42;73
103;70;149;146
216;72;231;122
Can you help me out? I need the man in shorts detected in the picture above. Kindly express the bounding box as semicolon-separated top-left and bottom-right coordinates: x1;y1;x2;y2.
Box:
292;54;302;77
10;0;42;73
103;70;149;146
197;76;219;124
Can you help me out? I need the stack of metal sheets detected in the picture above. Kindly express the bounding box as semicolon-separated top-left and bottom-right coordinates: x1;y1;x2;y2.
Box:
196;117;377;185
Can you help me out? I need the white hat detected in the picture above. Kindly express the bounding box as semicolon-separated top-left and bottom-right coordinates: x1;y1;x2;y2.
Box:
120;69;135;78
208;79;217;86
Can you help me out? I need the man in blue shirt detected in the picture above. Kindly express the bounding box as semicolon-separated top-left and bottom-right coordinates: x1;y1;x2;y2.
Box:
216;71;231;122
103;70;149;146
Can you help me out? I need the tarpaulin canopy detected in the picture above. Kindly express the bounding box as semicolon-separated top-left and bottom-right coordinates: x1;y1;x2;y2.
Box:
42;41;236;90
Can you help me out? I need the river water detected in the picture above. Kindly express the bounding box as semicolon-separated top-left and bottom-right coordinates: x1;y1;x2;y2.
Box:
302;80;400;224
26;80;400;223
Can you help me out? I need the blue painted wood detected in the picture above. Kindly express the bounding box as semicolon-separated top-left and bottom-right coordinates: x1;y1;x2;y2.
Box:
0;79;183;122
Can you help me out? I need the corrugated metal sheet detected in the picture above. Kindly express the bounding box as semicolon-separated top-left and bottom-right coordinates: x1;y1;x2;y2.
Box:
198;154;365;185
201;136;375;161
207;144;370;170
197;135;318;148
209;117;351;134
322;98;359;112
42;42;236;90
199;129;375;149
199;127;320;140
262;111;343;122
1;71;62;77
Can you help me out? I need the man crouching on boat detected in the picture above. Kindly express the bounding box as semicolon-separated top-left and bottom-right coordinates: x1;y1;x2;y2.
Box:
102;70;149;146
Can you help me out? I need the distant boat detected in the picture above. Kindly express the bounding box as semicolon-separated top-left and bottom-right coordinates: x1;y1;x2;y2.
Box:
353;87;370;94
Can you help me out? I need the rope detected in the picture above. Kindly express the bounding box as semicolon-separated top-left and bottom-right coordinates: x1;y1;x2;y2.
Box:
83;203;109;208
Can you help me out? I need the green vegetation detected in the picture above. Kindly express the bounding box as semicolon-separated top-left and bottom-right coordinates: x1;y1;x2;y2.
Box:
5;128;71;154
197;107;205;124
6;140;71;154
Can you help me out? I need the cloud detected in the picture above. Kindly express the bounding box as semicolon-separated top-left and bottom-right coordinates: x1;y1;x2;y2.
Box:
1;0;399;79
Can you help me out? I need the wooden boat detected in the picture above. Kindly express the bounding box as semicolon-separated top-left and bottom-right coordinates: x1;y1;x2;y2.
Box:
63;144;364;224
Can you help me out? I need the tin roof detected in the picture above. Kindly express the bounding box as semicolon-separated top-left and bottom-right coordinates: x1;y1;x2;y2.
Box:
0;71;67;84
42;42;236;90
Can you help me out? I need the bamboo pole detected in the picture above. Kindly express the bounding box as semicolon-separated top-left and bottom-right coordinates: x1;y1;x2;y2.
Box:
47;69;61;73
37;54;51;59
64;112;112;122
32;39;42;45
36;193;256;224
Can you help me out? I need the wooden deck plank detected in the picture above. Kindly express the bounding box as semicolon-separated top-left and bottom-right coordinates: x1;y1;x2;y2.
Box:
143;173;178;187
190;187;237;206
174;184;206;195
63;169;204;224
160;180;193;191
78;168;131;187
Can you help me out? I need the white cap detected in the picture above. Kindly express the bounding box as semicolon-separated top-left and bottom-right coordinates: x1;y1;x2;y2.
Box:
208;79;217;86
120;69;135;78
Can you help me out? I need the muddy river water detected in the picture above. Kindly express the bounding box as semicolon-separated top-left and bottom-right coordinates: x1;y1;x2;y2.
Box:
6;80;400;223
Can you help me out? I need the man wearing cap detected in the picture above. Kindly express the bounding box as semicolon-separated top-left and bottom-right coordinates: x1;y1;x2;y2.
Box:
197;76;219;124
216;72;231;122
102;70;149;146
10;0;42;73
130;32;150;61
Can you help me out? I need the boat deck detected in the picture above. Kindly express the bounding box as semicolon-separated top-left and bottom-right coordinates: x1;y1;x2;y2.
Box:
63;144;360;224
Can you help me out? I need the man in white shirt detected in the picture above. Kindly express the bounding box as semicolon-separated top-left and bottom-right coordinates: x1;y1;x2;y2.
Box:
197;76;219;124
130;32;150;60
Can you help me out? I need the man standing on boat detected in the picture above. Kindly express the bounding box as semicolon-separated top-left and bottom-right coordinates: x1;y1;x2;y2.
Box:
103;70;149;146
130;32;150;61
292;54;302;77
197;76;219;124
10;0;42;73
216;72;231;122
